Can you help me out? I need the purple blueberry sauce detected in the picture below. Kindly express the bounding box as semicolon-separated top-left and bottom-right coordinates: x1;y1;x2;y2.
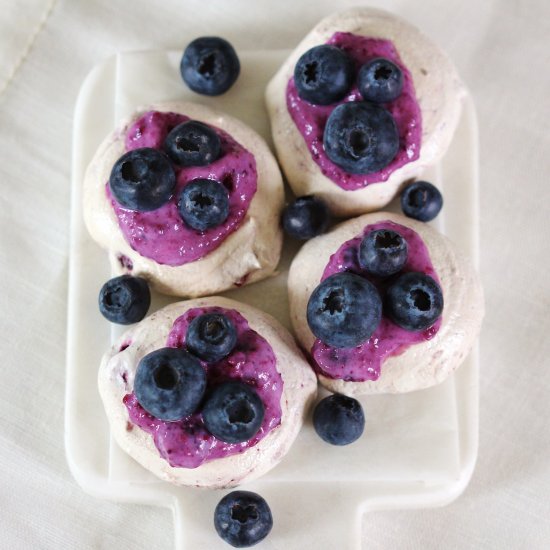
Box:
286;32;422;190
116;253;133;271
124;307;283;468
119;340;131;353
107;111;257;266
311;221;441;381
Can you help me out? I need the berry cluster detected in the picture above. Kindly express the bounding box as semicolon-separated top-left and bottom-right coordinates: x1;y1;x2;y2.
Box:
307;227;444;348
109;120;230;231
294;45;405;174
132;311;265;446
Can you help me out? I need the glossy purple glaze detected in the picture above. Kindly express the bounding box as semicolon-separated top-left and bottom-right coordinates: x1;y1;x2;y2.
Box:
286;32;422;190
124;307;283;468
107;111;257;266
311;221;441;381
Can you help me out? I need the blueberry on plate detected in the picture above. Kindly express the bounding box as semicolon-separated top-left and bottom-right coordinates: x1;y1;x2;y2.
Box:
307;272;382;348
98;275;150;324
214;491;273;548
358;57;404;103
294;44;354;105
134;347;207;421
386;271;444;331
358;229;408;277
165;120;221;167
186;312;237;363
202;381;265;443
313;394;365;446
180;36;240;96
109;148;176;211
178;178;230;231
282;195;330;240
400;180;443;222
323;102;399;174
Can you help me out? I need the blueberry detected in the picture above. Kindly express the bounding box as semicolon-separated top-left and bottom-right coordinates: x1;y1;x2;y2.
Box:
323;102;399;174
98;275;150;324
180;36;240;96
282;195;330;240
386;272;443;331
109;148;176;211
164;120;221;167
358;229;408;277
400;181;443;222
178;178;230;231
294;45;354;105
202;382;264;443
134;347;207;421
313;394;365;445
358;57;404;103
186;313;237;363
214;491;273;548
307;272;382;348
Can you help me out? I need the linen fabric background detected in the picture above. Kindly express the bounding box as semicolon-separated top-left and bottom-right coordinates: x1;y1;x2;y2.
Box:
0;0;548;548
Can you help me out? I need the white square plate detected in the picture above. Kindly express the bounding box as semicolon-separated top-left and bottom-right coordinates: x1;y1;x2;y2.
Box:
66;49;479;550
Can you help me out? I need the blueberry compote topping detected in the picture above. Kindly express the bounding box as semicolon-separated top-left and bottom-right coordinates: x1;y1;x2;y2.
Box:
286;32;421;190
309;221;442;382
124;307;282;468
107;111;257;266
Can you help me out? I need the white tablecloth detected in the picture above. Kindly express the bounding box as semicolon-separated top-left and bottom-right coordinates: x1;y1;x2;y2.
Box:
0;0;548;548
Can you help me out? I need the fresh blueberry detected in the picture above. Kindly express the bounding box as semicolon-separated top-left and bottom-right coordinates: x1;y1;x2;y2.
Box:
202;381;265;443
109;148;176;211
98;275;150;324
358;229;408;277
186;313;237;363
400;180;443;222
386;272;444;331
178;178;230;231
282;195;330;240
358;57;404;103
294;45;354;105
134;347;207;421
164;120;221;167
180;36;240;96
307;272;382;348
323;102;399;174
214;491;273;548
313;394;365;446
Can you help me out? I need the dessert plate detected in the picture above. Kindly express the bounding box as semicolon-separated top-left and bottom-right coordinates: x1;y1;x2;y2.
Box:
66;49;479;550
